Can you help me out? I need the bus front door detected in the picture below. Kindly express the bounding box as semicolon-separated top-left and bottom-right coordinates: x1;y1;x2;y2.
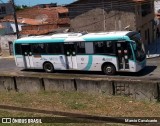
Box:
21;44;34;69
64;44;77;69
117;42;130;70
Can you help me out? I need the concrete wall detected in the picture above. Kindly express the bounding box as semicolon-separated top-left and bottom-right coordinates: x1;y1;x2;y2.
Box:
0;75;159;102
44;78;75;91
0;77;15;91
69;0;136;32
15;77;44;93
75;79;113;95
68;0;155;46
70;9;136;32
114;80;157;102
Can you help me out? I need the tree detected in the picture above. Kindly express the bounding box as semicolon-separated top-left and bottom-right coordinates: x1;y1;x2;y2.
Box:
15;5;29;11
15;5;22;11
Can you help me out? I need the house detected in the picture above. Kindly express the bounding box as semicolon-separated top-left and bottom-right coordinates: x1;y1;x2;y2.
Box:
67;0;155;46
4;6;70;35
0;20;24;35
0;2;13;19
0;5;70;56
0;20;28;56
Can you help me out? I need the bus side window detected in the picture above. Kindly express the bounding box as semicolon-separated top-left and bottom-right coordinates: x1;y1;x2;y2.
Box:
76;42;85;54
94;41;115;55
15;44;22;55
32;44;47;54
94;41;104;53
104;41;115;54
47;43;62;54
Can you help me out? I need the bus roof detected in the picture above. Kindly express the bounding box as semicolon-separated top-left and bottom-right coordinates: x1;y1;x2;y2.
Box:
14;31;137;44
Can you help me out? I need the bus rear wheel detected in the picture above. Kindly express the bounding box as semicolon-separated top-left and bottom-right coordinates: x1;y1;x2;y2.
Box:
103;64;116;75
43;62;54;73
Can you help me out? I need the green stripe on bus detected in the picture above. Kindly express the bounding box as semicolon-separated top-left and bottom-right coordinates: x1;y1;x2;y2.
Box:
15;38;65;44
83;55;93;70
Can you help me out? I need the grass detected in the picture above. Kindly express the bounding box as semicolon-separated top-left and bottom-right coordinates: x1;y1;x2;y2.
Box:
0;91;159;118
0;109;53;117
0;91;151;126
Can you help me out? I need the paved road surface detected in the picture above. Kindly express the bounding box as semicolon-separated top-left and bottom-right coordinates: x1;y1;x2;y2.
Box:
0;57;159;78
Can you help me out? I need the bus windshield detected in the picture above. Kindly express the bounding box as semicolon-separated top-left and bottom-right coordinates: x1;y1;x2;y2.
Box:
129;33;146;62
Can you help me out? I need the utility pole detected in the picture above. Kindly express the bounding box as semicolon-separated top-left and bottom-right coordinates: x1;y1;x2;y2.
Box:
102;0;106;31
11;0;19;39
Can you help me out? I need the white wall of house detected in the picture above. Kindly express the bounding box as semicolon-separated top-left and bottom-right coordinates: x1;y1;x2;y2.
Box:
1;22;24;34
0;3;14;19
0;35;16;50
155;0;160;13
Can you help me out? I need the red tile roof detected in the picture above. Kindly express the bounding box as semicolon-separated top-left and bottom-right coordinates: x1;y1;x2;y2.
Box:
18;18;47;25
2;18;46;25
4;6;69;25
56;7;68;14
20;24;58;35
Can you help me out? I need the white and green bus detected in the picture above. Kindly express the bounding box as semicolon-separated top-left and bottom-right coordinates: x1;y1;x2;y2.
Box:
13;31;146;75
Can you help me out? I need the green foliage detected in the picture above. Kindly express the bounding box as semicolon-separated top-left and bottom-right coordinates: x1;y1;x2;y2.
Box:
15;5;29;11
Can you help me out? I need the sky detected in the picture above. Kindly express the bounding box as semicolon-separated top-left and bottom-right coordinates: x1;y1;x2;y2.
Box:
2;0;75;6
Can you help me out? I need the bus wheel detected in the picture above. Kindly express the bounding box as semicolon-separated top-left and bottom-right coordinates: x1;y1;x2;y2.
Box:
103;64;116;75
43;62;54;73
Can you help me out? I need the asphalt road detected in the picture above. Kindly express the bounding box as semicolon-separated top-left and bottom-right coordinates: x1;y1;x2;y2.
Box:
0;57;159;78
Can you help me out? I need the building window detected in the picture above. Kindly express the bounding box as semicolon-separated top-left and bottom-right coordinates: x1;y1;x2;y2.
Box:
0;6;6;14
141;2;151;17
58;13;69;18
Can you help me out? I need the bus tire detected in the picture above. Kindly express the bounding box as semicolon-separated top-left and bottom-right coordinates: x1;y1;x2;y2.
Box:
102;64;116;75
43;62;54;73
